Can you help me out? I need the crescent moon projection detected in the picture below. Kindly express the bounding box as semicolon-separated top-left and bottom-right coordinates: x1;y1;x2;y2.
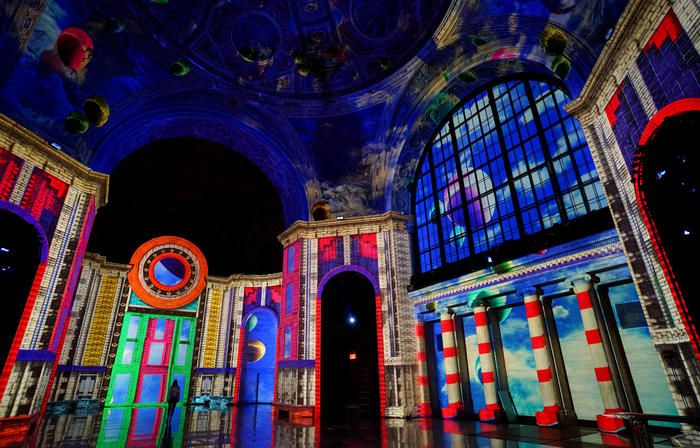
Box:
245;339;266;363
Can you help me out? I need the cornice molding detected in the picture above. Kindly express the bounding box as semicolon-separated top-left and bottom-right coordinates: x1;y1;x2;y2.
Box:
206;273;283;288
410;238;623;305
0;114;110;206
565;0;654;117
83;252;283;289
277;211;412;246
82;253;131;274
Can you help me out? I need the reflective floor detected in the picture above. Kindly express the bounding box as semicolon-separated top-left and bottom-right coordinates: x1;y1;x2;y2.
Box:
33;404;677;447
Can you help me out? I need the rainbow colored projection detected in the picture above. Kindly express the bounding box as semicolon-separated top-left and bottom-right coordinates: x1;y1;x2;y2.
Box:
97;405;185;446
2;0;700;444
106;313;195;407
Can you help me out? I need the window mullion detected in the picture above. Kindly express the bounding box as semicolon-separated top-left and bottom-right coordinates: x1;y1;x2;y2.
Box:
427;150;448;268
560;119;593;215
523;81;568;223
449;112;475;257
488;87;526;238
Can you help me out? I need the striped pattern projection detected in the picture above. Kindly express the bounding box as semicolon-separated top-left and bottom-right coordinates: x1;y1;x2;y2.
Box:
571;278;624;433
439;311;463;418
202;289;223;369
82;275;119;365
474;304;503;422
415;322;431;416
523;290;561;426
374;293;387;418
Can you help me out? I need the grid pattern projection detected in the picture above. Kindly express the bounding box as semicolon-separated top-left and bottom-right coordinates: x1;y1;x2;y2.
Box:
81;275;119;365
605;79;648;172
637;11;700;109
202;289;223;368
414;79;608;273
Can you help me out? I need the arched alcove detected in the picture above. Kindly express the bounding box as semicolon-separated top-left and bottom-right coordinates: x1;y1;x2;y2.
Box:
636;109;700;346
0;207;45;366
238;308;278;404
319;271;380;425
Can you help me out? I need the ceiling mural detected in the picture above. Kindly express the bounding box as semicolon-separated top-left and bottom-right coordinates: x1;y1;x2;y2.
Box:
131;0;452;97
0;0;627;219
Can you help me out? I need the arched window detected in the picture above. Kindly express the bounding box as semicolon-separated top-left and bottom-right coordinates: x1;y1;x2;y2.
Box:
413;77;608;278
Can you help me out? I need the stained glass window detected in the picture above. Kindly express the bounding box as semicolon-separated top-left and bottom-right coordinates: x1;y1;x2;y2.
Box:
414;78;607;273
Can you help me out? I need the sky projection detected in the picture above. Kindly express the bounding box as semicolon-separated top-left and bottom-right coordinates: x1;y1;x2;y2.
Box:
427;277;678;422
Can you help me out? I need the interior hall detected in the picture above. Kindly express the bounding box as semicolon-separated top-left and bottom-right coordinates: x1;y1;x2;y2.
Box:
0;0;699;446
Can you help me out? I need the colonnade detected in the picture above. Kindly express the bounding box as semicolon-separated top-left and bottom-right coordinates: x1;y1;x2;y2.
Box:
414;276;626;433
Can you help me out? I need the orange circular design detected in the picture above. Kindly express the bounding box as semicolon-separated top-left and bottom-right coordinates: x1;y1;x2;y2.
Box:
148;252;192;291
128;236;208;309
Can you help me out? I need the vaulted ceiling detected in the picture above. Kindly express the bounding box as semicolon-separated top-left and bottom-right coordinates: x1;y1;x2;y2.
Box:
0;0;627;225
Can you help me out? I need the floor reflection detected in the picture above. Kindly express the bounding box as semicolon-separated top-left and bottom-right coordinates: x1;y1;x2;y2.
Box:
35;404;676;447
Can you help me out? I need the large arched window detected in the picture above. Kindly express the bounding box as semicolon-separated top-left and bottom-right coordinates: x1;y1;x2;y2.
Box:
413;77;608;277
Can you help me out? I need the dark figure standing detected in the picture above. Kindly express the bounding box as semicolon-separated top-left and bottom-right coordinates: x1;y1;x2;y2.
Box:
167;380;180;423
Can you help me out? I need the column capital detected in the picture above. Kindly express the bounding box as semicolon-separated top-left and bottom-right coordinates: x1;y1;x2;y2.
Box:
520;287;542;300
472;301;488;310
569;274;594;293
439;309;454;319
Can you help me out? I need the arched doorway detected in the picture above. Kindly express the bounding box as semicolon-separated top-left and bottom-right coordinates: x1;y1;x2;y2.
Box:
0;208;44;366
320;271;380;425
636;110;700;344
239;308;278;403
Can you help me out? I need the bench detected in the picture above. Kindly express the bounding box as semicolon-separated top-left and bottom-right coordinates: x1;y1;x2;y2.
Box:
610;412;700;447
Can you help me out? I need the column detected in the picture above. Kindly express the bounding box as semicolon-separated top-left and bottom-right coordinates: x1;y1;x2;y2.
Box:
440;310;463;418
473;303;504;422
523;288;561;426
571;276;624;433
415;321;432;417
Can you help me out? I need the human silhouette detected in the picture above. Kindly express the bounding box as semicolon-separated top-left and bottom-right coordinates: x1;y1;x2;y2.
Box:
167;380;180;423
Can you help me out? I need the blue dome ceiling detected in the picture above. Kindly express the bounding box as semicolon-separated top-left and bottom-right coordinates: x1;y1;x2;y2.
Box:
126;0;451;97
0;0;628;223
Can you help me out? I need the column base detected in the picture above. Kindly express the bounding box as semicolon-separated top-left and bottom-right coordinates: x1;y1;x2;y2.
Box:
535;404;561;427
441;402;464;419
479;404;505;422
596;413;625;433
416;402;432;417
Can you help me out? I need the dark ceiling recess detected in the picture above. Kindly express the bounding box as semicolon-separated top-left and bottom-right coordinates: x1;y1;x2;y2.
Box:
87;137;285;276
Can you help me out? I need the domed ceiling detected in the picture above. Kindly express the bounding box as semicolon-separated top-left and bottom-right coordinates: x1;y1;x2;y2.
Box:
0;0;628;225
130;0;451;97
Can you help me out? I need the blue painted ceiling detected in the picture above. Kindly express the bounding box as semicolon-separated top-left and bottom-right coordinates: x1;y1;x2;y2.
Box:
0;0;627;223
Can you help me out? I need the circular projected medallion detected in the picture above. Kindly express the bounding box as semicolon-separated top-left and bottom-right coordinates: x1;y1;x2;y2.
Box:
128;236;208;309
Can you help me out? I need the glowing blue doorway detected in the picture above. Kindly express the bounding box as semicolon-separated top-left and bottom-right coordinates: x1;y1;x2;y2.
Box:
239;308;278;403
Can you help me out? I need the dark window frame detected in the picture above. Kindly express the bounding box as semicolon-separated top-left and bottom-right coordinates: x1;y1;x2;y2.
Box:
411;75;611;288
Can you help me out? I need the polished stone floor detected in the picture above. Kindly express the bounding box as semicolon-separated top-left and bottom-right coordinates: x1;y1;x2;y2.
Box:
33;404;677;447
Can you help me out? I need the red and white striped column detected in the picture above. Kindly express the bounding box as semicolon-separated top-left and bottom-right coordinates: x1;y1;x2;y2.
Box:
440;311;464;418
415;321;432;417
523;288;561;426
473;303;504;422
571;276;624;433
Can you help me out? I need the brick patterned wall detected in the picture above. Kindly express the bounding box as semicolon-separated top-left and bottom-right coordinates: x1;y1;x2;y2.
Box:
637;11;700;109
0;116;107;420
566;0;700;440
0;149;22;199
604;80;648;172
